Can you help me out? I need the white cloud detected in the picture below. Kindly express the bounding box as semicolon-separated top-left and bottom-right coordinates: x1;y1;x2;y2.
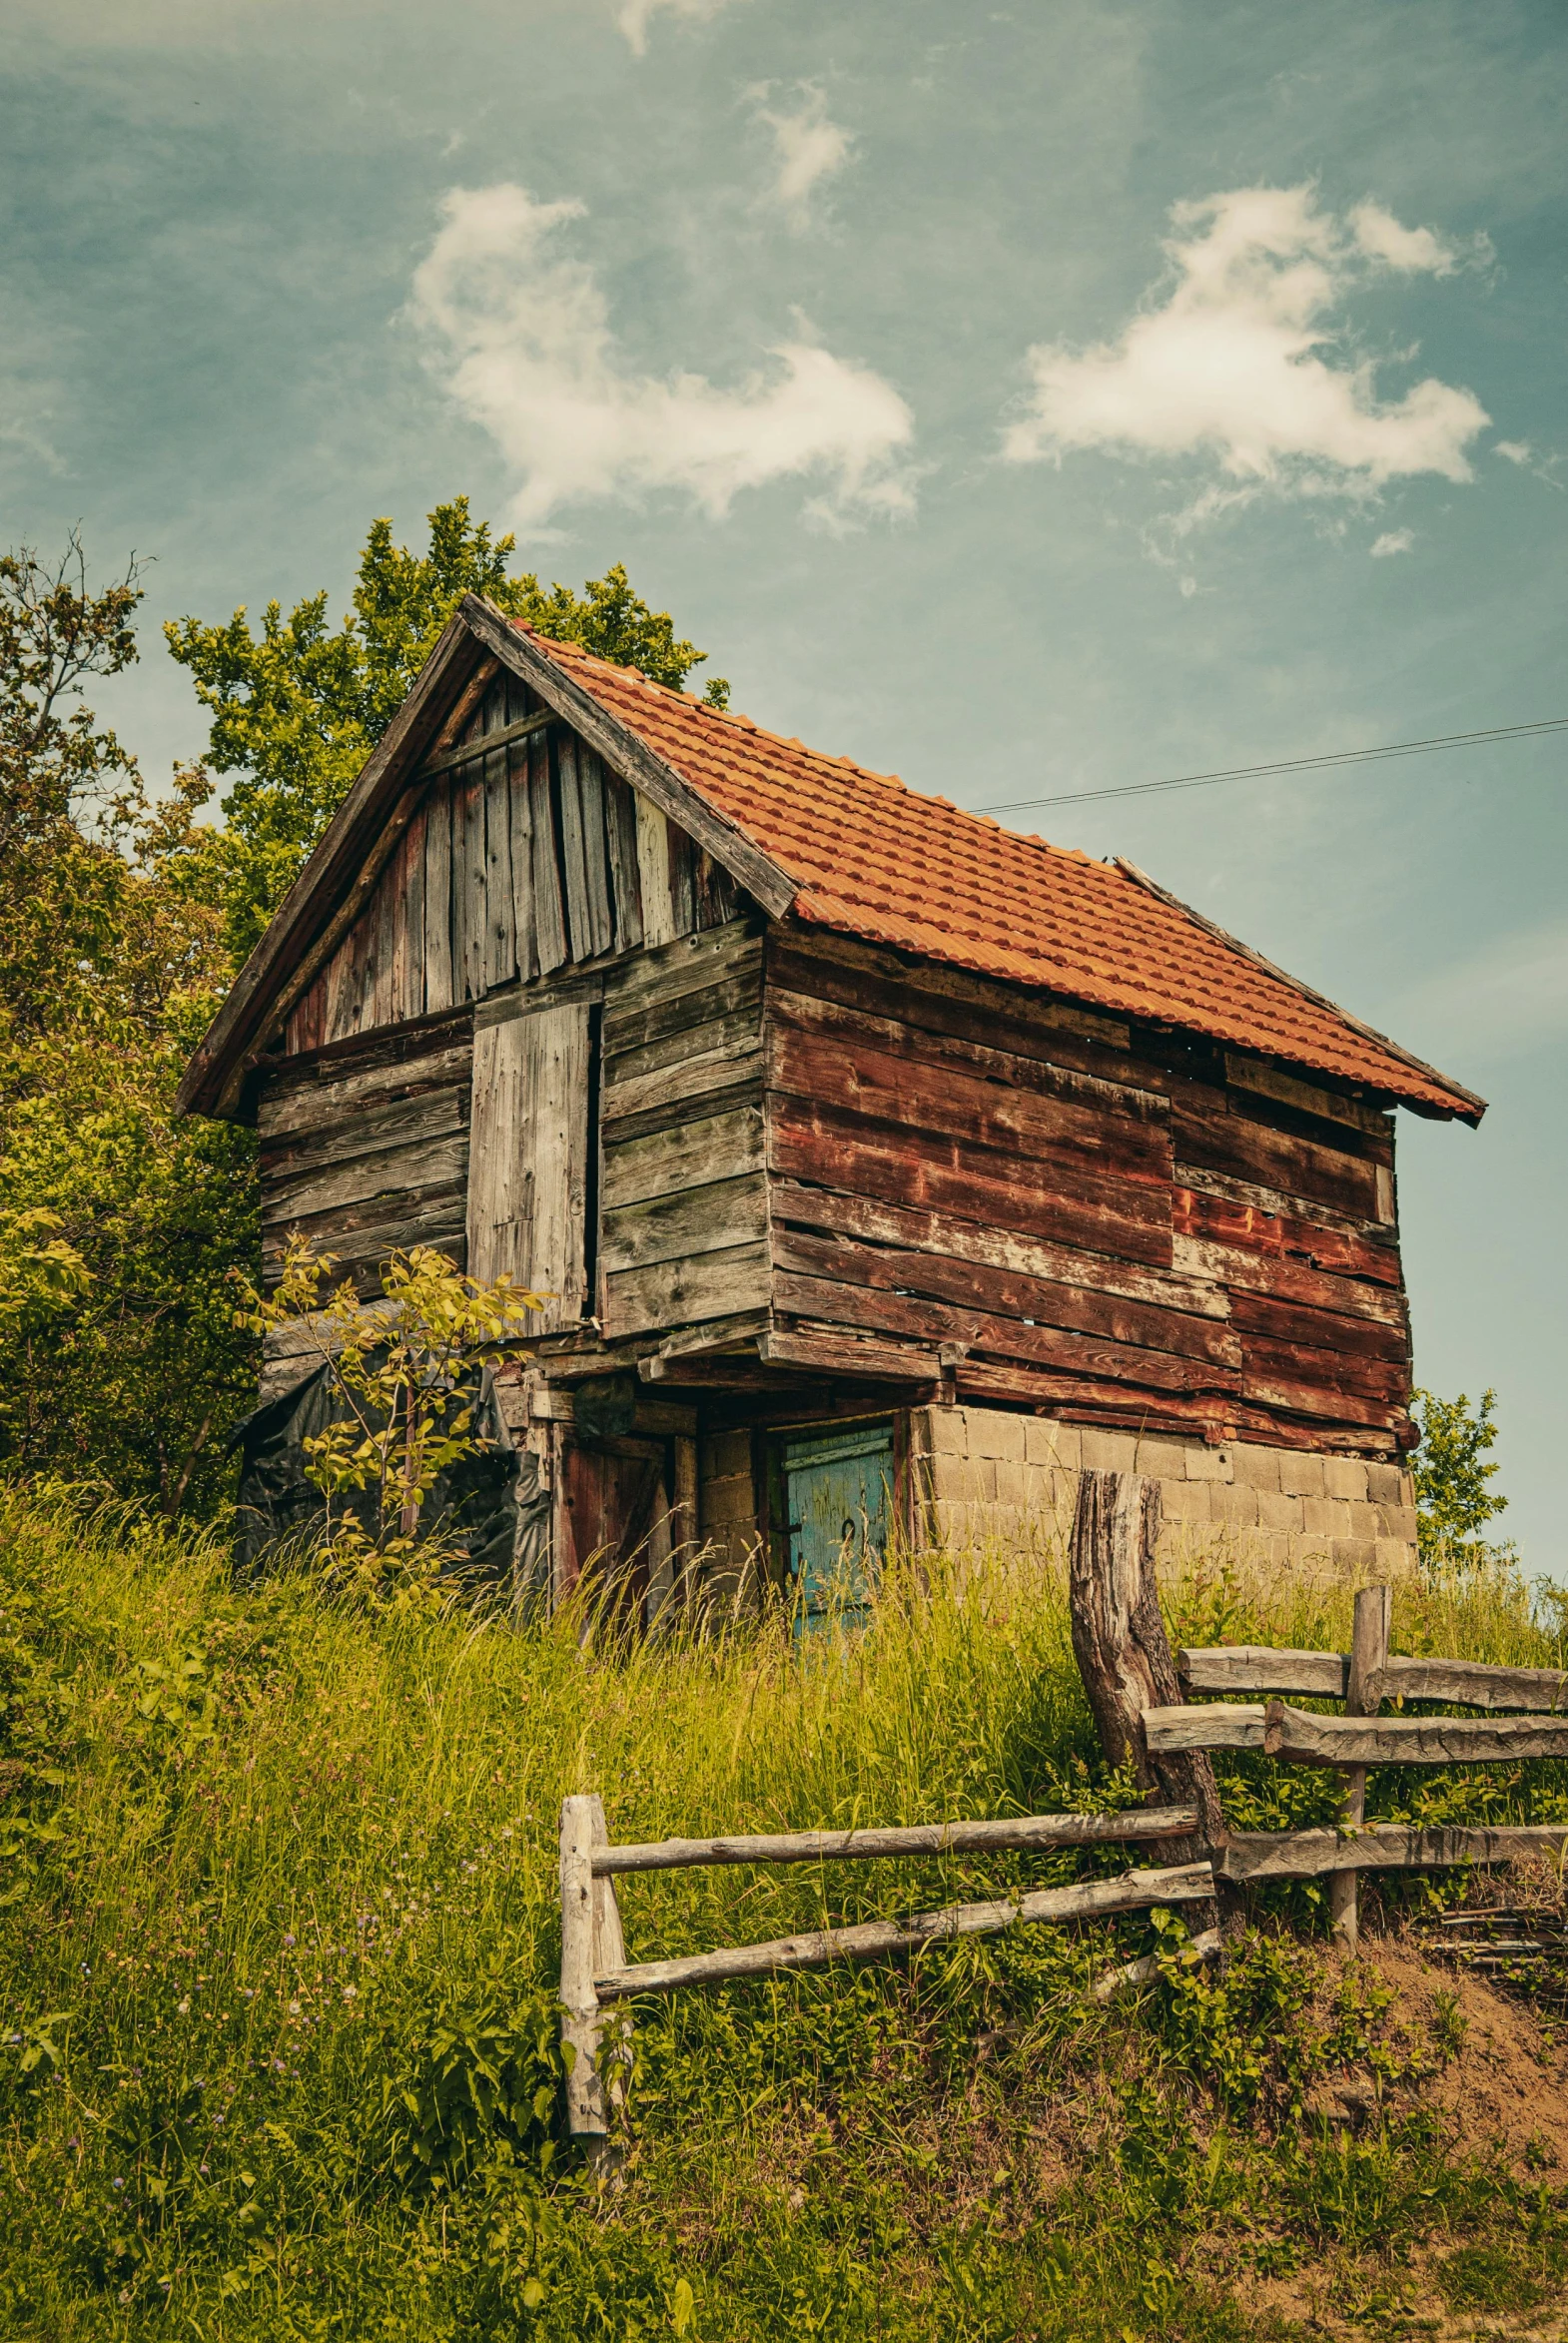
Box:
751;84;855;229
1004;186;1490;513
1495;439;1533;464
408;184;916;536
616;0;742;56
1347;201;1461;276
1370;528;1414;556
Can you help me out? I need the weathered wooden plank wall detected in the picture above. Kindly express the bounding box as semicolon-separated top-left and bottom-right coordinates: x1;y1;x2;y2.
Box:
258;1016;473;1311
762;928;1409;1455
467;1003;593;1332
284;678;738;1056
599;921;770;1340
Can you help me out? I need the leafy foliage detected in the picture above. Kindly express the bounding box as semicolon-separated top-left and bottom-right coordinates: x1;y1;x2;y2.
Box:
1411;1386;1510;1566
240;1240;544;1606
166;500;730;960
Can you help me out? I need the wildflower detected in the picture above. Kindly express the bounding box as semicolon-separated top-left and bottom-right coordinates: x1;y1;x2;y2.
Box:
288;1999;301;2015
283;1933;295;1947
342;1984;357;2001
177;1999;191;2015
112;2178;125;2190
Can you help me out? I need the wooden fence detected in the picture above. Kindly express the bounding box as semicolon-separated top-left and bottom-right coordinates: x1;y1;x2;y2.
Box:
558;1793;1205;2143
558;1468;1568;2147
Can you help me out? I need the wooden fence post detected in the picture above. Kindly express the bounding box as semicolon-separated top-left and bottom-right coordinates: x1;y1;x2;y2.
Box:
1068;1469;1227;1859
1330;1585;1391;1952
560;1794;608;2145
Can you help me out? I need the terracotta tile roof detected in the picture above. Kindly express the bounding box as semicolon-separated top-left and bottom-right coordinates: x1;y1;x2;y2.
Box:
522;627;1482;1123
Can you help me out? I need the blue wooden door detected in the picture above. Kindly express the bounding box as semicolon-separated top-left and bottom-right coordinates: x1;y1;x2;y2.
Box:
783;1423;894;1634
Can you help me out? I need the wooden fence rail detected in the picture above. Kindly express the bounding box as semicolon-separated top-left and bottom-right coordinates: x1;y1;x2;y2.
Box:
560;1793;1207;2143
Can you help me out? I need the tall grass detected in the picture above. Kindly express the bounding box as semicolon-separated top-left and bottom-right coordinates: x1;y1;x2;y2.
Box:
2;1491;1566;2340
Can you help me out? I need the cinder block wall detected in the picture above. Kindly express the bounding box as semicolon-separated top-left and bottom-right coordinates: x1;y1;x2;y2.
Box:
908;1406;1418;1582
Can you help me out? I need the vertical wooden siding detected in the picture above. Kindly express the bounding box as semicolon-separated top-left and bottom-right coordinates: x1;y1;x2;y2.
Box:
284;677;739;1054
762;928;1411;1455
467;1004;593;1332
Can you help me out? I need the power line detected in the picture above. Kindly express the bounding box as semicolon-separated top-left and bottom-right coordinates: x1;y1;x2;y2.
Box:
975;714;1568;819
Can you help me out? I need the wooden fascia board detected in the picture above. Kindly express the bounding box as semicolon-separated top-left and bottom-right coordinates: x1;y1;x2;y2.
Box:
459;594;799;923
176;614;487;1121
1114;857;1487;1127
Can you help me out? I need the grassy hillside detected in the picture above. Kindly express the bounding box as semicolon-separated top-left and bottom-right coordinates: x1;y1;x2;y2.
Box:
2;1493;1567;2340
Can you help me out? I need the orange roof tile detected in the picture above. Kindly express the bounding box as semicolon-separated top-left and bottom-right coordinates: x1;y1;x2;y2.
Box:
521;627;1482;1123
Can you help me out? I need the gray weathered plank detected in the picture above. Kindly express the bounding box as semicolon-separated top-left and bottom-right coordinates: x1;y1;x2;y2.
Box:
602;1105;765;1212
261;1085;465;1180
467;1005;591;1329
595;1806;1201;1875
483;740;515;994
263;1133;469;1227
603;1049;766;1144
456;774;487;1003
555;732;592;961
560;1795;608;2137
634;796;677;949
261;1041;473;1140
1219;1824;1568;1883
601;1172;770;1275
577;747;615;958
1179;1648;1350;1698
1377;1656;1568;1714
529;730;567;974
604;771;642;953
594;1863;1216;2001
507;739;536;985
602;1240;771;1338
1144;1704;1268;1754
1265;1700;1568;1766
423;780;454;1016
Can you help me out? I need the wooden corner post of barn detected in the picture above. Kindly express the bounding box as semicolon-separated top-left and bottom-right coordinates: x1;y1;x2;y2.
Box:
1068;1469;1229;1913
559;1793;629;2167
1330;1584;1392;1952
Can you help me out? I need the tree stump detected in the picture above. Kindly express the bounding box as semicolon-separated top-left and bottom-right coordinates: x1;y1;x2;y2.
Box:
1068;1468;1227;1861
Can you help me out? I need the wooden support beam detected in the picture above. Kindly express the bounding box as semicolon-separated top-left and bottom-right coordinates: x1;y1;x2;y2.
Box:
594;1862;1215;2001
1220;1825;1568;1883
592;1806;1201;1876
757;1328;943;1384
418;707;555;781
1332;1584;1389;1951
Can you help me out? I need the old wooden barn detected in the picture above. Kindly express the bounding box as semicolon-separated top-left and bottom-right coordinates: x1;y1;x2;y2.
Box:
180;592;1485;1616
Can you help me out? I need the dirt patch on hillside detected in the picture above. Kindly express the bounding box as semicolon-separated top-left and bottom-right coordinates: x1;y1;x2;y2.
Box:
1303;1922;1568;2179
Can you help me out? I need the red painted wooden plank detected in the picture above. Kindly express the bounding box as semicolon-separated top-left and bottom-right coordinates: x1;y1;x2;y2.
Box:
767;1022;1172;1186
771;1224;1241;1369
1174;1184;1401;1286
768;1100;1174;1268
773;1270;1242;1396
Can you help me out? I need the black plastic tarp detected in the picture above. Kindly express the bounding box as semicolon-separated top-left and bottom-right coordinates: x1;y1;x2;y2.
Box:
231;1361;552;1612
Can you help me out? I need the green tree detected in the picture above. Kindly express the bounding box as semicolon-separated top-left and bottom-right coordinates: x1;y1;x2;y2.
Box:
1410;1387;1510;1566
0;539;259;1515
166;500;729;961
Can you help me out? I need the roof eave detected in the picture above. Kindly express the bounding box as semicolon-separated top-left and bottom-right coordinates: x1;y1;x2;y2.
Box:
1113;858;1486;1128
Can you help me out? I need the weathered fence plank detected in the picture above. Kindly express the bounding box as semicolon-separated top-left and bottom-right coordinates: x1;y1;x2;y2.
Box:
594;1861;1216;2001
1264;1702;1568;1766
1219;1825;1568;1883
592;1807;1200;1876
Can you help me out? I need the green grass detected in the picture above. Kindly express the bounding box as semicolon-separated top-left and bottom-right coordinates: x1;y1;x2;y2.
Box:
2;1492;1566;2339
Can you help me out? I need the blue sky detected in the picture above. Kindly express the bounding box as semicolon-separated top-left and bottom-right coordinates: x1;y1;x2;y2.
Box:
4;0;1565;1566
